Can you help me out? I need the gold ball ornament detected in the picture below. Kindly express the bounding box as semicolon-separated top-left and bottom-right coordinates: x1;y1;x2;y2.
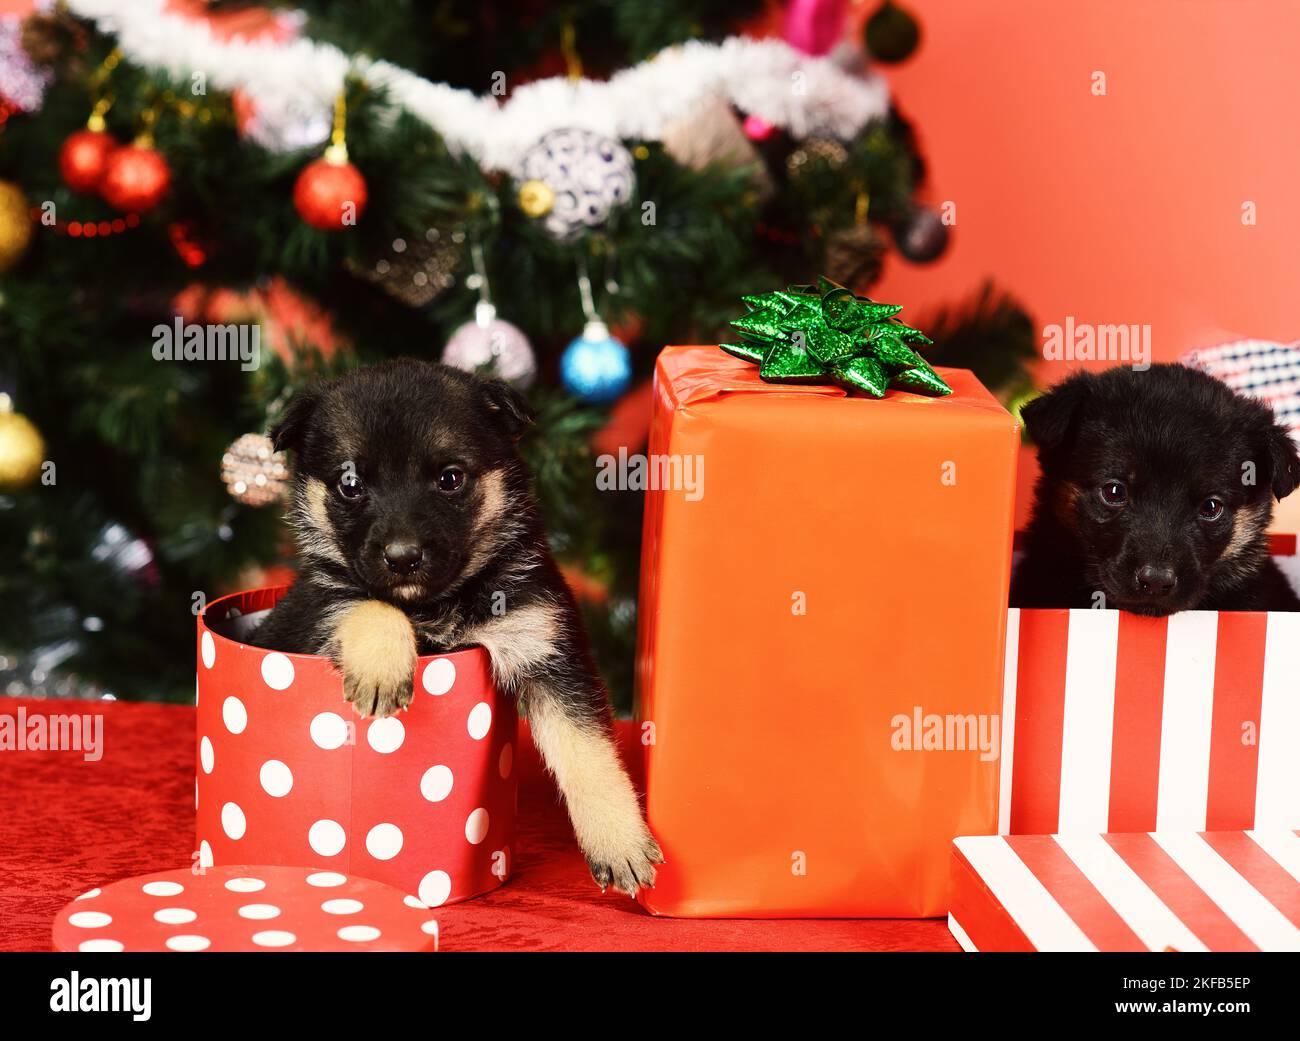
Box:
517;179;555;218
0;181;34;275
221;432;291;506
825;222;886;293
0;395;46;492
785;138;849;181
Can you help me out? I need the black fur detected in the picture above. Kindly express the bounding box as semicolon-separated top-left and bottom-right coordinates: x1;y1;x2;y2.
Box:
249;360;568;673
247;358;661;894
1012;364;1300;615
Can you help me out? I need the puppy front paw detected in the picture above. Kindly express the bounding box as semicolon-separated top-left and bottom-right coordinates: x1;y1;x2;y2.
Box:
342;664;414;718
585;822;663;897
330;601;417;718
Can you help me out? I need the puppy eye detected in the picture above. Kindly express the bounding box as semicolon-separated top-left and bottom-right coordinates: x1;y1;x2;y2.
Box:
337;473;365;499
1100;481;1128;506
1199;497;1225;521
437;466;466;493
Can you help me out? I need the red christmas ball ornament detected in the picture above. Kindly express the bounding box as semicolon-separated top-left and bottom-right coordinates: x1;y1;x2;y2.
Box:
59;128;119;194
100;142;171;214
293;154;367;231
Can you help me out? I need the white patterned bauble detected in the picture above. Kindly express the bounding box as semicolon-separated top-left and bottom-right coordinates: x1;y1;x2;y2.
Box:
515;128;635;242
441;302;537;386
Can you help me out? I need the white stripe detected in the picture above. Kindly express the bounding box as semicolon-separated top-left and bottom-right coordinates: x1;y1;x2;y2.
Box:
953;837;1097;951
1058;610;1119;832
1156;612;1218;831
998;608;1020;835
1053;833;1206;952
1255;613;1300;828
1152;832;1300;951
947;913;978;952
1246;830;1300;882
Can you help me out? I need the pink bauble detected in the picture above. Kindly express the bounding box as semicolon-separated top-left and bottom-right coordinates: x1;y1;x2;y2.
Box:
442;311;535;386
743;114;775;142
784;0;849;56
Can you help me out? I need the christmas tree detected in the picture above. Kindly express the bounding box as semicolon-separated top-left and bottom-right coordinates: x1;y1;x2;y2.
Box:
0;0;1034;710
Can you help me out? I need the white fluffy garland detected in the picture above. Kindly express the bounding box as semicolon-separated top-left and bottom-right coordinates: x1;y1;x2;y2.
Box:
65;0;890;169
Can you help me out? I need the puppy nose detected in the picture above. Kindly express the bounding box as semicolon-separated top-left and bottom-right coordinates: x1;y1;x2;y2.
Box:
1135;564;1177;597
383;542;423;575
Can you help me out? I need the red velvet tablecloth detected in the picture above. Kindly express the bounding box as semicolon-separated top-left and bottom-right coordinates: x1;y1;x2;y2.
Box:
0;696;954;951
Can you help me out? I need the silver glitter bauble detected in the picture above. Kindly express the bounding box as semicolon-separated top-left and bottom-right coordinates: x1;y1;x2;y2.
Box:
221;432;291;507
345;227;462;308
515;128;635;242
441;302;536;386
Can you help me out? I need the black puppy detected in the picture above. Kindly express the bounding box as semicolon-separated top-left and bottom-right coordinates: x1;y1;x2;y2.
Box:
249;359;662;895
1012;364;1300;615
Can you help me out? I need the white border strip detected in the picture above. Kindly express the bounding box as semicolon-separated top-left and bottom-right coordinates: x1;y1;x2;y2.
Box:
1155;612;1218;831
1058;610;1119;833
947;913;978;952
998;608;1020;835
1256;613;1300;828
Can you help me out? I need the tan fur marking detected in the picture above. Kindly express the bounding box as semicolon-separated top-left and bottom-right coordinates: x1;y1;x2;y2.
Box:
296;477;348;567
471;469;508;535
1224;501;1268;559
528;694;659;892
305;476;330;529
330;600;417;717
462;602;562;689
461;469;510;578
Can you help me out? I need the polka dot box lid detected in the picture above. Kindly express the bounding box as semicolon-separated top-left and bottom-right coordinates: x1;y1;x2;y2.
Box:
197;588;517;910
53;865;440;952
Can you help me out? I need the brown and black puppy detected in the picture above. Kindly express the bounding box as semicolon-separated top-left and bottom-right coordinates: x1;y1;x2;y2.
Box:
248;358;662;895
1012;364;1300;615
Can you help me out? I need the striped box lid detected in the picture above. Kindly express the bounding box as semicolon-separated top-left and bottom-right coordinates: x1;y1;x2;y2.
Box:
950;831;1300;952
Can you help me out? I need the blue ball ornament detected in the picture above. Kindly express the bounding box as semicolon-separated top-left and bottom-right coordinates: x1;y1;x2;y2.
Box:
560;321;631;403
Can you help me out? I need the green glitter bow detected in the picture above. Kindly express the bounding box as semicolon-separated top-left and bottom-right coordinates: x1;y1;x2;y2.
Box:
720;277;952;397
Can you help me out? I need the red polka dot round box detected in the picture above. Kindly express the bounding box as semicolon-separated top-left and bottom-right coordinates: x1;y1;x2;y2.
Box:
54;865;440;952
196;588;517;908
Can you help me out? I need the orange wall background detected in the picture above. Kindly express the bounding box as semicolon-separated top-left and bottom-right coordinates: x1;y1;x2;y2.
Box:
865;0;1300;366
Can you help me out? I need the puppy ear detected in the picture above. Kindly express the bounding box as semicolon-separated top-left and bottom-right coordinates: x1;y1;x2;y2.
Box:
1021;372;1095;455
481;378;535;442
1261;421;1300;500
270;384;321;454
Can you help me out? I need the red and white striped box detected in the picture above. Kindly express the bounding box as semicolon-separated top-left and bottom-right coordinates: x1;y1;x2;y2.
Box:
999;538;1300;835
949;831;1300;951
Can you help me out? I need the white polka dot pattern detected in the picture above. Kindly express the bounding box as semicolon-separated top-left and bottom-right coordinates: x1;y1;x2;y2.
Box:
195;590;517;911
421;658;456;696
53;866;440;952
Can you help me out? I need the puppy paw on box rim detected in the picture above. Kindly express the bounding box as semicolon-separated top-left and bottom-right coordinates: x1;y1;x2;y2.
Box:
196;587;518;908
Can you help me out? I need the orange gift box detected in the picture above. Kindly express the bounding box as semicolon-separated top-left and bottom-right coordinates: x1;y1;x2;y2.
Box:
635;346;1020;917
